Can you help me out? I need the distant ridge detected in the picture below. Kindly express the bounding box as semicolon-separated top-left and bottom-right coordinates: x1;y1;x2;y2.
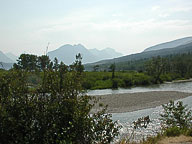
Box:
0;62;13;70
5;52;18;62
48;44;122;65
144;37;192;52
89;48;122;60
0;51;14;63
85;40;192;71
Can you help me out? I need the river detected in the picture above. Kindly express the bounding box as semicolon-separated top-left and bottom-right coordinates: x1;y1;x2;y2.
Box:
87;80;192;95
87;81;192;142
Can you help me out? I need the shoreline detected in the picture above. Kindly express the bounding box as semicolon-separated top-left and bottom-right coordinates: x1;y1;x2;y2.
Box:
92;91;192;113
165;78;192;84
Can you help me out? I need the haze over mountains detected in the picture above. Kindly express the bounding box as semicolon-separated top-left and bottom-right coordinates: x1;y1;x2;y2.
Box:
1;36;192;70
0;51;15;63
85;37;192;70
47;44;122;65
0;51;17;70
6;52;18;62
144;37;192;52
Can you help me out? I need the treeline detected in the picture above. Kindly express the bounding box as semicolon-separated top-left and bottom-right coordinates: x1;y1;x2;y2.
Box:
13;53;68;72
0;54;120;143
83;53;192;89
145;53;192;82
10;53;192;90
89;52;192;73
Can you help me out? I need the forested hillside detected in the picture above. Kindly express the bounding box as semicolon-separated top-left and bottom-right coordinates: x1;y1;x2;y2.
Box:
85;41;192;71
82;53;192;89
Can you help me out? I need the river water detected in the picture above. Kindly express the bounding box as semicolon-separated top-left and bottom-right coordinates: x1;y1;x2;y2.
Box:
87;81;192;142
87;80;192;95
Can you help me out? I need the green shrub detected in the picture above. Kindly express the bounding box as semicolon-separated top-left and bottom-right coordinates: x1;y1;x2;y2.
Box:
132;73;152;86
83;71;154;89
160;74;172;82
186;129;192;136
112;79;118;89
0;58;121;143
123;77;133;87
93;79;112;89
164;126;181;137
160;100;192;129
102;75;110;81
82;80;93;89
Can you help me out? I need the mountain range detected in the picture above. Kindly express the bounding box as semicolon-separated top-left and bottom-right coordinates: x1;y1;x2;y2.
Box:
1;36;192;70
47;44;122;65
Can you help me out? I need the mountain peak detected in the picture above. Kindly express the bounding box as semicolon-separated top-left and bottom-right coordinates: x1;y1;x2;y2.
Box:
74;44;84;47
48;44;122;65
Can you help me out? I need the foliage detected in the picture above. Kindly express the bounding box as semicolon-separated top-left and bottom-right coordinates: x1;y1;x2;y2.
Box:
83;53;192;90
14;54;38;71
145;56;166;83
82;71;152;90
93;65;99;72
118;100;192;144
109;63;116;79
86;53;192;86
38;55;51;71
13;53;192;90
0;54;120;144
13;54;51;72
164;126;180;137
160;100;192;129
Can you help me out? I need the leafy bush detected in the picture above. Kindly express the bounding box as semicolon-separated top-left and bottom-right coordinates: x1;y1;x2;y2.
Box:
93;80;112;89
132;73;152;86
186;128;192;136
82;71;153;89
112;79;118;89
160;100;192;129
164;126;182;137
123;77;133;87
82;79;93;89
0;57;120;143
160;74;172;82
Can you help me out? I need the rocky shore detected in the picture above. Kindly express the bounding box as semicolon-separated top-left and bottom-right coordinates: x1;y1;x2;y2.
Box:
92;91;192;113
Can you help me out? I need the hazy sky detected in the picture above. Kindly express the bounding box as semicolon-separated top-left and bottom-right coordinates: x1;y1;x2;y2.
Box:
1;0;192;56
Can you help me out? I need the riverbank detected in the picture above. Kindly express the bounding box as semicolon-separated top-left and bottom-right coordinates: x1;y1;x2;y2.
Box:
92;91;192;113
165;78;192;84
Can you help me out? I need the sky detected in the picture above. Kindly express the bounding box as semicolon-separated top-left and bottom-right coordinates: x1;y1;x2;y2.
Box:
0;0;192;56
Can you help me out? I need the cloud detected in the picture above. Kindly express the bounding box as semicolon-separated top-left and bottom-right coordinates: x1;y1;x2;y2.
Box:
151;6;160;11
151;0;192;19
112;13;123;17
29;1;192;54
36;15;192;37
